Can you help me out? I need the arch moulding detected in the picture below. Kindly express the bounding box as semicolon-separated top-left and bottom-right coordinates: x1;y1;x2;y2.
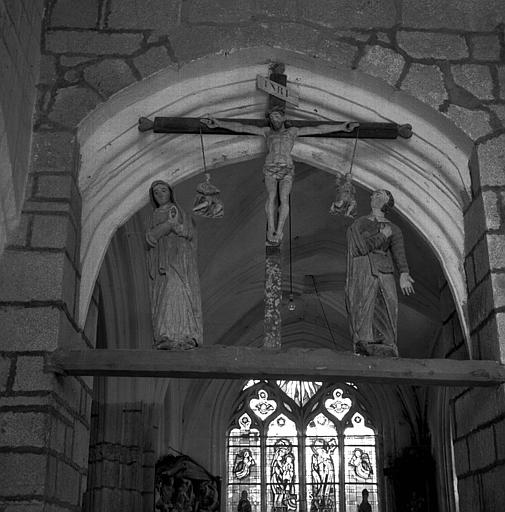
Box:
77;47;473;349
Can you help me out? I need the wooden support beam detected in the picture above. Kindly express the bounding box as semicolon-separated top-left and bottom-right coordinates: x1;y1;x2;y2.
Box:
46;347;505;387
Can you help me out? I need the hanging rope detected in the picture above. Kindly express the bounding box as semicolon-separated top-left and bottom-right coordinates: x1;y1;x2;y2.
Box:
348;125;360;176
199;125;209;178
192;125;224;218
310;274;338;348
329;126;359;218
288;195;295;311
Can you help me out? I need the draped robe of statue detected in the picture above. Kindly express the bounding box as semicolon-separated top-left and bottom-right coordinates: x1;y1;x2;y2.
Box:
146;183;203;349
345;216;409;357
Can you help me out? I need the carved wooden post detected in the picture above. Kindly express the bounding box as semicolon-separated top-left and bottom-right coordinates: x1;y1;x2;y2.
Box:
264;244;282;349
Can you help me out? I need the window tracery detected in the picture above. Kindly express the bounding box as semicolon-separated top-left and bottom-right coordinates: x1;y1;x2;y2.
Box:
227;381;379;512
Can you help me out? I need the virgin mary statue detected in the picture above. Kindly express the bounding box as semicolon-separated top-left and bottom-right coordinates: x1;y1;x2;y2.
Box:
146;180;203;349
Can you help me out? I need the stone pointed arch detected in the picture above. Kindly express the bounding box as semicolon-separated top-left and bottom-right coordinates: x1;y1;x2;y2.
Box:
77;47;473;349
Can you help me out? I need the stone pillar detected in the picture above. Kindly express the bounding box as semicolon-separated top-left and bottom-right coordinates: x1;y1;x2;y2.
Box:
0;0;44;255
450;141;505;511
83;397;158;512
0;128;95;510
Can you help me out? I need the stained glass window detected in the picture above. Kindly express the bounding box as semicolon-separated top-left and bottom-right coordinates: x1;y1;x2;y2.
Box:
226;381;379;512
277;381;322;406
306;414;339;512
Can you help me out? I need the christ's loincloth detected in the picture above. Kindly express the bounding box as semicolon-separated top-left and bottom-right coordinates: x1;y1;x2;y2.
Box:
263;164;295;182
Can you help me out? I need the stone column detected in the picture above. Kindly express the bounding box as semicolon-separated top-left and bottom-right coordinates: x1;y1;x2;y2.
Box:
0;129;96;510
83;397;158;512
451;140;505;511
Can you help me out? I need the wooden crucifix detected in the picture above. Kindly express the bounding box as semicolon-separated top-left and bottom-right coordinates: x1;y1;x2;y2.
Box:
138;63;412;350
139;72;411;244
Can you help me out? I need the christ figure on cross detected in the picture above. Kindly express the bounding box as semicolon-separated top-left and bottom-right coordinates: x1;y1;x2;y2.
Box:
201;110;359;244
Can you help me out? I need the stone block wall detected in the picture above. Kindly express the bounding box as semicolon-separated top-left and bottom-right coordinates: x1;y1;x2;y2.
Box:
452;135;505;509
451;385;505;512
464;149;505;362
0;53;94;509
0;0;504;509
0;122;94;508
38;0;505;133
0;364;93;510
0;0;44;255
437;268;505;509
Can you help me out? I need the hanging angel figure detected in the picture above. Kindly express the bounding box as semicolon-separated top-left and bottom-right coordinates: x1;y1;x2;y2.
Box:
192;173;224;219
329;172;357;219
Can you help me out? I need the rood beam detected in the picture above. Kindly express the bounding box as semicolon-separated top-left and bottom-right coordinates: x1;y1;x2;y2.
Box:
46;346;505;387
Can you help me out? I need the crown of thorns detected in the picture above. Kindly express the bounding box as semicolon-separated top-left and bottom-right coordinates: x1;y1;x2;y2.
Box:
265;106;286;118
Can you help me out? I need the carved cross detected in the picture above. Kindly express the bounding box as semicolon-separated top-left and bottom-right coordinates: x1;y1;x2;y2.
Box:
138;63;411;138
138;117;411;139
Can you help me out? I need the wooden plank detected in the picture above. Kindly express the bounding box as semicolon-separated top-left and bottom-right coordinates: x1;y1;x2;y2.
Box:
138;117;412;139
46;347;505;387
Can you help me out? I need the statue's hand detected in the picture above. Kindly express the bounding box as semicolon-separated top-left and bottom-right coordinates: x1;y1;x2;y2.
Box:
167;204;178;221
345;121;360;132
380;223;392;238
400;272;415;295
149;223;172;240
201;117;218;128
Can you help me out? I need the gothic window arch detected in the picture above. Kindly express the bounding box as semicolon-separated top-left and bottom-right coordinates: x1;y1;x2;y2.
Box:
226;381;379;512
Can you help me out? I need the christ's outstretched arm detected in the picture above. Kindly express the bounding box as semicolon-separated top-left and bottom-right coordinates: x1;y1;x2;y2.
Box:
201;117;267;136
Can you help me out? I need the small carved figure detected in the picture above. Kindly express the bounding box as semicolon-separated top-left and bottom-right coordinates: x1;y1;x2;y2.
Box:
192;174;224;219
345;189;414;357
329;173;357;218
201;113;358;244
146;180;203;350
155;455;220;512
174;478;195;512
357;489;372;512
156;475;176;512
237;490;252;512
197;480;219;512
